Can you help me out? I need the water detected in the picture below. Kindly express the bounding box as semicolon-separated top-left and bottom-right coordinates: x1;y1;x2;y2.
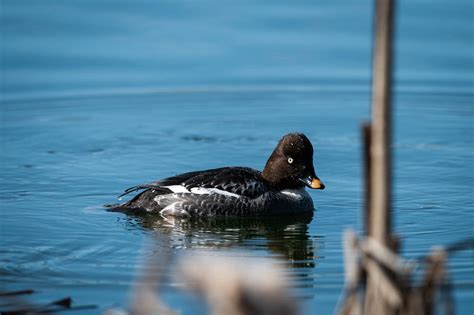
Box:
1;1;473;314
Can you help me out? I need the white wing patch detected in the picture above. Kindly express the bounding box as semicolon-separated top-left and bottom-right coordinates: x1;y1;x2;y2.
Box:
190;187;240;198
164;185;240;198
164;185;190;193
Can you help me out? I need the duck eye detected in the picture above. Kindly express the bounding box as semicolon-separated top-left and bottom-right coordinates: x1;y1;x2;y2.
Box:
287;157;294;164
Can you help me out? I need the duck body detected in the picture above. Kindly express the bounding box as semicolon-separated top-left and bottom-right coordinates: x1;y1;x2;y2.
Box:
109;133;324;217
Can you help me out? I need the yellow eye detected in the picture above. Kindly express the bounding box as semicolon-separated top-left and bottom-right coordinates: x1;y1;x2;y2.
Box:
287;157;294;164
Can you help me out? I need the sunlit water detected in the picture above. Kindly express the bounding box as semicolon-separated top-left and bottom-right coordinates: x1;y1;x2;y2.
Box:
1;1;473;314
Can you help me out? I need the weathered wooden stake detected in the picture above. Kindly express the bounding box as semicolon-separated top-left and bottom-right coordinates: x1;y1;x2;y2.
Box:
369;0;394;244
365;0;395;314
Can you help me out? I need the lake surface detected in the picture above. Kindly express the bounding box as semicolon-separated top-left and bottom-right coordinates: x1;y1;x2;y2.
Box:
1;1;473;314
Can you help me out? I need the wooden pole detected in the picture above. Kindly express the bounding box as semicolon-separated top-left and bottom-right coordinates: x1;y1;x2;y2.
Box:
369;0;394;246
365;0;396;314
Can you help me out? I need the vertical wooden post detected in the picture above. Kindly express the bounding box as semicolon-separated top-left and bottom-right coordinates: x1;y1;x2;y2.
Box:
369;0;394;246
365;0;396;314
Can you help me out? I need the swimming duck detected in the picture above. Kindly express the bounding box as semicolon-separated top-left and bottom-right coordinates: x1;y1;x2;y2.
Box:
109;133;324;217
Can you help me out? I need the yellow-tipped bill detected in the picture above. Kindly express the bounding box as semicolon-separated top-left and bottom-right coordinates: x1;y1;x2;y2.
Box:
310;177;325;189
300;176;325;190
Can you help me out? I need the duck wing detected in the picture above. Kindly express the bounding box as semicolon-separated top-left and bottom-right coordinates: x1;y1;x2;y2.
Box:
117;170;204;198
118;167;270;199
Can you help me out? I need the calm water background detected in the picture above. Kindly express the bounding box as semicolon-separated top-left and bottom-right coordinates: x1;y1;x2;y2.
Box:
1;0;473;314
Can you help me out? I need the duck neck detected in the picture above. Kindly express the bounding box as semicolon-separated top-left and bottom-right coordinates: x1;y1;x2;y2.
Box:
261;153;299;190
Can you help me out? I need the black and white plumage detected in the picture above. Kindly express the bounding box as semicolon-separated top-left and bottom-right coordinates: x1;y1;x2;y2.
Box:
108;133;325;217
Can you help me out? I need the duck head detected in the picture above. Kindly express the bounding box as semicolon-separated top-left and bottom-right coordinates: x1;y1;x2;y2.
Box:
262;133;325;190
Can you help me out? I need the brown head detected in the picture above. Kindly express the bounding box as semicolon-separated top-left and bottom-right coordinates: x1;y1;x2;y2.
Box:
261;133;325;190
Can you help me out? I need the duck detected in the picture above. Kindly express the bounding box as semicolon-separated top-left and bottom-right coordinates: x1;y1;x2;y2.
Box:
108;133;324;217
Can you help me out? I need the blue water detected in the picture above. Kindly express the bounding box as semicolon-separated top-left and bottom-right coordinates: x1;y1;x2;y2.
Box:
1;1;473;314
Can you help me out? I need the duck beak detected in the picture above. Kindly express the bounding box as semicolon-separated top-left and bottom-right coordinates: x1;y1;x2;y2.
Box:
300;175;325;190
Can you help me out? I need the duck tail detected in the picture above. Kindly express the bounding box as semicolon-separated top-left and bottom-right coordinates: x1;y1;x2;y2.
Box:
104;202;148;214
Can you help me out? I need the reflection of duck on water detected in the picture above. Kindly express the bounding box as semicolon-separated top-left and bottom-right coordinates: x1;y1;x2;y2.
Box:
128;212;319;268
